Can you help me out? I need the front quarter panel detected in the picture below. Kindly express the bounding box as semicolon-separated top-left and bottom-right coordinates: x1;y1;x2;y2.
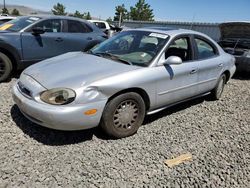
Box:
0;33;22;64
83;67;158;110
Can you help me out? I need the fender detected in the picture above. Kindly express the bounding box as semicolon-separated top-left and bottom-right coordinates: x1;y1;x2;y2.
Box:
0;42;22;69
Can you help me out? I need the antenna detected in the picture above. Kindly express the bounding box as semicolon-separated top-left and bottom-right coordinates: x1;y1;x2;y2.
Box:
3;0;6;9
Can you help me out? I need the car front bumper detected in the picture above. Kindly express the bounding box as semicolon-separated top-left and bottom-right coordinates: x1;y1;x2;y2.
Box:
12;84;107;131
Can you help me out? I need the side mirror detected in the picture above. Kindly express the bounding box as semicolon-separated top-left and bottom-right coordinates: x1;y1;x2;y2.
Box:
32;27;45;35
160;56;183;66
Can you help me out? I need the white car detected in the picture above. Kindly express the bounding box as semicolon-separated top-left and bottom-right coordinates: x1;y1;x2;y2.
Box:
0;16;15;25
88;20;111;32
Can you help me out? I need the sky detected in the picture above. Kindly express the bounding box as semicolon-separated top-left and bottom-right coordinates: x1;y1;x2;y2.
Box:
6;0;250;23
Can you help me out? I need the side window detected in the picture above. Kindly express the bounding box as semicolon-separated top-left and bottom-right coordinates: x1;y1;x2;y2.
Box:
165;37;192;62
195;38;217;59
34;19;62;32
94;22;106;29
139;36;165;56
68;20;92;33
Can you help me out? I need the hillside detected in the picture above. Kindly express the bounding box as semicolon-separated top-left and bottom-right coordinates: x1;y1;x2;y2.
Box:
0;4;51;15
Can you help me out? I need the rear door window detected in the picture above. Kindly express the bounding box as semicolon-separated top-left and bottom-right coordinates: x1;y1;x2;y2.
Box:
195;38;217;59
67;20;92;33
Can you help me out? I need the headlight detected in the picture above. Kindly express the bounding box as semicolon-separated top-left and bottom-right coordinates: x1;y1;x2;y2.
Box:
40;88;76;105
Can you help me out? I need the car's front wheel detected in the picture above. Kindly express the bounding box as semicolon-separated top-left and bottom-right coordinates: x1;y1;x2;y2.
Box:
0;52;13;82
210;74;226;100
100;92;146;138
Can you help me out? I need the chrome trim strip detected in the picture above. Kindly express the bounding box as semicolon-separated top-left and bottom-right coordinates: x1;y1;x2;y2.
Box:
158;78;217;96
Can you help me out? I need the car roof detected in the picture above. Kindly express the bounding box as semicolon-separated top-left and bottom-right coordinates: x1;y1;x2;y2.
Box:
20;15;89;23
0;16;15;20
130;27;206;37
88;20;107;23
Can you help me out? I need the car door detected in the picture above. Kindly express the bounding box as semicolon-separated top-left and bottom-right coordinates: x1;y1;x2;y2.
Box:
63;20;99;52
193;36;223;94
156;36;200;107
21;19;67;62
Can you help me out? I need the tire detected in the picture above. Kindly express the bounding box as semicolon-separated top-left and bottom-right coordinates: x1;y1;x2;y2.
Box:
100;92;146;138
210;74;226;100
0;52;13;82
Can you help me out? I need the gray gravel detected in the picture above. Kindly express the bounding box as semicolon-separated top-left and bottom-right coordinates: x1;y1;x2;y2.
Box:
0;75;249;188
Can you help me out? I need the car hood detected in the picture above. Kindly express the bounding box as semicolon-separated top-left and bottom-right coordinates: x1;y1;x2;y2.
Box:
219;22;250;39
24;52;140;89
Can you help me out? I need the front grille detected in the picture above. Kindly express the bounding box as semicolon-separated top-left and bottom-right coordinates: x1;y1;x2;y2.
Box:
17;81;32;98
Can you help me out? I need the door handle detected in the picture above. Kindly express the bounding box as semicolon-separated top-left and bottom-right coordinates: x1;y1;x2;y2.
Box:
55;37;63;42
190;69;198;74
87;37;93;40
218;63;224;67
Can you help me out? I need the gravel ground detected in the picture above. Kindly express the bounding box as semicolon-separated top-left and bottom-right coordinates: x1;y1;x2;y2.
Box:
0;74;249;188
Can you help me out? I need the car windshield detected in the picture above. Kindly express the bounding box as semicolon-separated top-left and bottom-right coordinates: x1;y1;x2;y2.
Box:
0;16;41;32
91;30;169;67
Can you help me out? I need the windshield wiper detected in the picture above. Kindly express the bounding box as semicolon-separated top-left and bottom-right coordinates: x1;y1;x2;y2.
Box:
93;52;133;65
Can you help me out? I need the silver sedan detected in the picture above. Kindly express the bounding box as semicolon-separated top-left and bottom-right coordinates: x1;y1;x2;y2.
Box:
12;28;236;138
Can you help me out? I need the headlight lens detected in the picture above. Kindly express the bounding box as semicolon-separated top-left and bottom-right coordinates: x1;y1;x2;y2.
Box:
40;88;76;105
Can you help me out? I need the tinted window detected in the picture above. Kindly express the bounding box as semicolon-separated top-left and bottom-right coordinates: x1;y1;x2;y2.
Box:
195;38;217;59
165;37;192;62
34;19;62;32
94;22;106;29
68;20;92;33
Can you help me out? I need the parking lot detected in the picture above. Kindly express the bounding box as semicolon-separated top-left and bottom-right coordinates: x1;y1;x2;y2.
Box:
0;73;249;187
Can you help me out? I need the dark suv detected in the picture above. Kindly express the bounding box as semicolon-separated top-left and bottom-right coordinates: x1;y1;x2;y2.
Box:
0;15;106;82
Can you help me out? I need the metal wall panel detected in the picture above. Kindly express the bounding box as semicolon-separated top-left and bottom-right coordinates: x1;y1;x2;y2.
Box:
113;21;221;41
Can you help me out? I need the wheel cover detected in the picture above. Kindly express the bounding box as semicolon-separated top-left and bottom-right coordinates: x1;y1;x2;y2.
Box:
0;59;6;78
113;100;139;130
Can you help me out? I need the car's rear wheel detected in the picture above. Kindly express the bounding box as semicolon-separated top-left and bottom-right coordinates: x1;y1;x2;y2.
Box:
100;92;146;138
210;74;226;100
0;52;13;82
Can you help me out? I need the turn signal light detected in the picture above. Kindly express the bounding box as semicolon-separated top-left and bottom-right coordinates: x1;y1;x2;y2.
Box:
84;109;97;115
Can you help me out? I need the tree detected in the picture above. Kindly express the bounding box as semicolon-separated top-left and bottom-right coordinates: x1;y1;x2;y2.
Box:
85;12;91;20
70;11;91;20
1;7;9;15
114;4;128;22
72;10;84;18
52;3;67;16
106;17;113;23
11;8;20;16
129;0;154;21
